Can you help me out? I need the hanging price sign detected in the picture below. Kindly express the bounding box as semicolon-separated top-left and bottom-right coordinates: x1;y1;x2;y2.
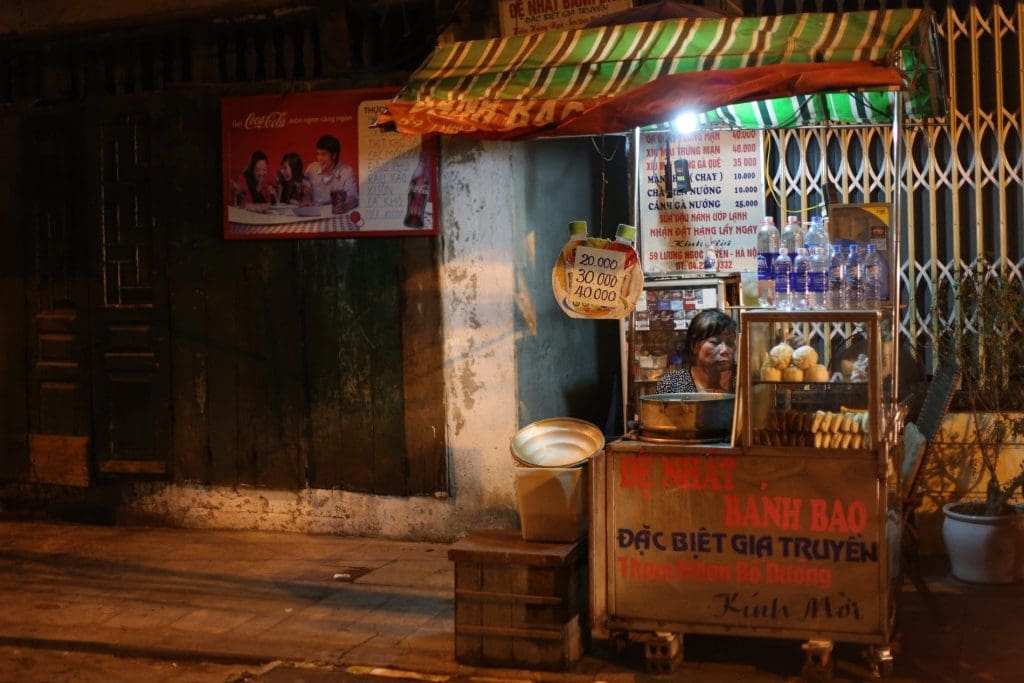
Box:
552;237;642;320
568;246;626;311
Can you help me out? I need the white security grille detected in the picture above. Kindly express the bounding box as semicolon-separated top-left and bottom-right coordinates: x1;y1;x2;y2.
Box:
754;0;1024;372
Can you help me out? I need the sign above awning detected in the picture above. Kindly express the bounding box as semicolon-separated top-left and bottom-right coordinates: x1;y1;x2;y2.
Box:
374;9;944;140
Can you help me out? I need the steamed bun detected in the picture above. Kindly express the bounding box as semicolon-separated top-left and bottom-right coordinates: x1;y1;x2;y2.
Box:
782;366;804;382
768;343;793;370
805;364;830;382
792;345;819;371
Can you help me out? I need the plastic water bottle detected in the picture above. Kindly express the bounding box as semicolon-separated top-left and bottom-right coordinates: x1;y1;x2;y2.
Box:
774;247;793;311
781;216;804;264
804;215;830;255
756;216;780;307
861;243;882;309
808;247;829;310
843;244;863;309
791;247;810;310
827;244;847;309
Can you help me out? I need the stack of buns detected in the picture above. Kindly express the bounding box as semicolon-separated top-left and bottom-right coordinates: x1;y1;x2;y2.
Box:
759;343;830;383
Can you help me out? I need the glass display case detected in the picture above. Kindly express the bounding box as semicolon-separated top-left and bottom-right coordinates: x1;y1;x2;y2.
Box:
738;309;894;452
621;273;741;426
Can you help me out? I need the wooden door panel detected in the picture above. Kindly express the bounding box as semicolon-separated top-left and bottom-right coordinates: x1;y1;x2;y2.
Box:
0;112;28;482
90;107;171;475
22;111;93;486
35;310;88;435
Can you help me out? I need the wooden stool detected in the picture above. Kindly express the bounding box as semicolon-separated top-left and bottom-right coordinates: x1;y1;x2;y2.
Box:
448;529;588;671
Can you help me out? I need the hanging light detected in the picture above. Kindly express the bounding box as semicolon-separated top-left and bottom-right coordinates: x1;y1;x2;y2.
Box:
672;111;699;134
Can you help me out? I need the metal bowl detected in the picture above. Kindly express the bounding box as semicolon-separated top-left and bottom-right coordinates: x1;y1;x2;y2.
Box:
639;392;735;441
510;417;604;468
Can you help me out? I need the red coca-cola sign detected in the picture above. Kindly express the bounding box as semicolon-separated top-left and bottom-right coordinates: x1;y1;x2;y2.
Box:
222;89;439;240
241;111;288;130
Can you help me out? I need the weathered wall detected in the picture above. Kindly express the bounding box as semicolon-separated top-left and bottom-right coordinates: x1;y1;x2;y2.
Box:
0;0;619;541
117;137;607;541
513;138;626;431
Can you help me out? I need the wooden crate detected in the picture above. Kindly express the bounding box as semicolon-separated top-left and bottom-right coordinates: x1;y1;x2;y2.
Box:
448;529;588;671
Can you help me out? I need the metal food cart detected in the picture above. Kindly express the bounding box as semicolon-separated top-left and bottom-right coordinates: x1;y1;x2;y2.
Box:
591;309;904;677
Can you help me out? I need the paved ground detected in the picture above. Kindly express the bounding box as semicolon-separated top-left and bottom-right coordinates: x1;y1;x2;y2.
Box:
0;644;242;682
0;520;1021;682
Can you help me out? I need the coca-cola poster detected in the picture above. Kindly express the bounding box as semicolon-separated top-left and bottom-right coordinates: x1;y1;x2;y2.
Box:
221;88;438;239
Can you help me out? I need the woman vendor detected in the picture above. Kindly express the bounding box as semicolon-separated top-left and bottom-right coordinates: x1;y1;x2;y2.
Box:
656;308;736;394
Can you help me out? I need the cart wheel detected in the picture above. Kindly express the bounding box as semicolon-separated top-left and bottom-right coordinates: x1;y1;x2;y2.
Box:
801;639;835;681
865;645;895;679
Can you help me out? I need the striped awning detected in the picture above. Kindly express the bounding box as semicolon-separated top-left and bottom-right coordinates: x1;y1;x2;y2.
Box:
375;9;944;139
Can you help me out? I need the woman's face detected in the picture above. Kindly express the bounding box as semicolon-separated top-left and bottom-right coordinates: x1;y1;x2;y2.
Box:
253;159;268;181
693;330;736;371
279;162;293;181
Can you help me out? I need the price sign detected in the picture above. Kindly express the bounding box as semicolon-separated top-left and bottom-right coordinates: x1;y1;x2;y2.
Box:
568;246;626;311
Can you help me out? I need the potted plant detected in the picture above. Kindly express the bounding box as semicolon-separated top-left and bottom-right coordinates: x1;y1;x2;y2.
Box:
934;259;1024;583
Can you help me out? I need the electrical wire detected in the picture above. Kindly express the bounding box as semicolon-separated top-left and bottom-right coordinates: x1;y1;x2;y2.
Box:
591;135;622;238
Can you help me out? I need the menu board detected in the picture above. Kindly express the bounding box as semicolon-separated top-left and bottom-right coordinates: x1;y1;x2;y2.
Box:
639;130;765;275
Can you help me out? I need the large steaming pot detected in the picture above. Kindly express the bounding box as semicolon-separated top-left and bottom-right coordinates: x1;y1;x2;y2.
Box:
639;392;734;442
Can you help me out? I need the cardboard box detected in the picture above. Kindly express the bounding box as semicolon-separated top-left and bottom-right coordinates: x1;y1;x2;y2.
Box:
828;202;893;300
514;465;589;543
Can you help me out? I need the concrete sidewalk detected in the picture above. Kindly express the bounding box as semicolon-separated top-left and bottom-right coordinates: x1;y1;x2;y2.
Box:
0;520;1021;682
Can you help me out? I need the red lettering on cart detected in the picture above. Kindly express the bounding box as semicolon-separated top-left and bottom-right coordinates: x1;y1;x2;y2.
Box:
723;494;802;530
661;456;736;491
809;498;868;533
616;557;733;583
618;455;653;490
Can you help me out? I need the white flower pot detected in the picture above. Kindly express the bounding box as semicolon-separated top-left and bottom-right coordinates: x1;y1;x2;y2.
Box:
942;502;1024;584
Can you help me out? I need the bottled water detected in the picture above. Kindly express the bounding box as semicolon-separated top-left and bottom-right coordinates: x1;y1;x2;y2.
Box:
843;244;863;309
791;247;810;310
808;247;829;310
781;216;804;264
755;216;780;307
827;244;847;309
804;215;830;255
861;243;883;309
773;247;793;311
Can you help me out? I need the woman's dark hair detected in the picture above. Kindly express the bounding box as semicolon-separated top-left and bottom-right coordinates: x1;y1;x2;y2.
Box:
684;308;737;363
315;135;341;164
278;152;305;204
243;151;269;202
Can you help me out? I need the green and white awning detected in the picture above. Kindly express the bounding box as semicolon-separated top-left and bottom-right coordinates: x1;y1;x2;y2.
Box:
375;9;944;139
